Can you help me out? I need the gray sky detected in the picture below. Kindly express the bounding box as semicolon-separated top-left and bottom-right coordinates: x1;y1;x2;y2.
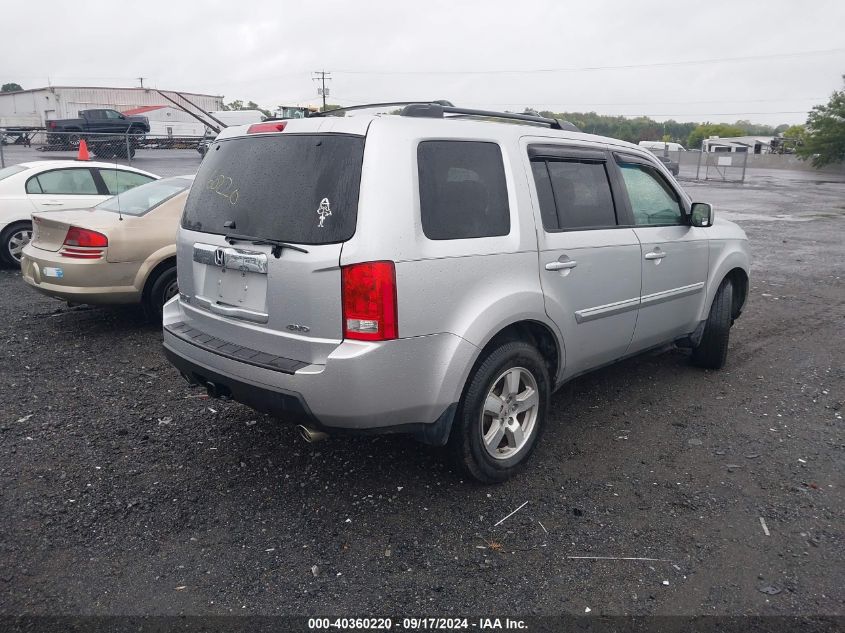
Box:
5;0;844;125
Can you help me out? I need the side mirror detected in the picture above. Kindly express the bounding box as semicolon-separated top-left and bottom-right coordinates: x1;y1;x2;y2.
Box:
690;202;713;227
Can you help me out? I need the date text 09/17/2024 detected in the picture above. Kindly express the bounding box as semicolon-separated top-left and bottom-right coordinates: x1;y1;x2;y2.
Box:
307;617;528;630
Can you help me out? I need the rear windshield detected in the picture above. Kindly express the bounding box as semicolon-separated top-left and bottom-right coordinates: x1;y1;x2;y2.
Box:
97;177;192;216
182;134;365;244
0;165;27;181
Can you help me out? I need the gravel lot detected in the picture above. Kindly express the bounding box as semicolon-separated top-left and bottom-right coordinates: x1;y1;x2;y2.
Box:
0;159;843;619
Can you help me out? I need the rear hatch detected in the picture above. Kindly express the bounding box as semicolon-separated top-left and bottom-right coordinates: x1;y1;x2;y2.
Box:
177;129;366;365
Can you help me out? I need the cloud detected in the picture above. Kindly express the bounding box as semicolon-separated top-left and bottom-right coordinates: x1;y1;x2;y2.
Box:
4;0;844;125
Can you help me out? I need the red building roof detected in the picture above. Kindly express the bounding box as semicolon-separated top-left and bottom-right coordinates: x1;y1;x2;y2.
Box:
121;105;169;115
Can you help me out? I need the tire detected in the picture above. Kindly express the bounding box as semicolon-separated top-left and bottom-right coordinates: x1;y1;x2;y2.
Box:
143;266;178;323
128;126;146;142
0;221;33;268
691;278;733;369
65;131;82;149
448;341;550;483
91;143;117;159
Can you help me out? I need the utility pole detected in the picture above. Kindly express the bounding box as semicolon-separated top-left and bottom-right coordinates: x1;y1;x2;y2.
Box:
137;77;146;88
312;70;331;111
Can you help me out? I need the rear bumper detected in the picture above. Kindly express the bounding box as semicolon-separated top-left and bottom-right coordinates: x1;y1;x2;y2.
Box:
20;247;142;304
161;304;477;443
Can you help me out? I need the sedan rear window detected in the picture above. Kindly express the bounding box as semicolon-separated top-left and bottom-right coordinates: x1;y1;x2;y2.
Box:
97;177;192;216
182;134;365;245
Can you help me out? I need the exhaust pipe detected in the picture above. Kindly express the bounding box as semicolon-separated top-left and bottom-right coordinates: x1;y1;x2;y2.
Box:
297;424;328;443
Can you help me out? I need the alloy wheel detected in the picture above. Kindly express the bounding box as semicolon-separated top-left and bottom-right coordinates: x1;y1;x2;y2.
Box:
480;366;540;460
8;228;32;262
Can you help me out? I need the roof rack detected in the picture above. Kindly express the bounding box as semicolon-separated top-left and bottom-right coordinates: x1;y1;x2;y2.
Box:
309;101;580;132
402;103;580;132
308;101;455;118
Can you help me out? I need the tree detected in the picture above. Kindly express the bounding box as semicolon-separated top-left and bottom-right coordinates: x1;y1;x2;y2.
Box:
687;123;746;151
1;82;23;92
796;78;845;167
782;124;806;141
222;98;273;118
222;99;244;111
732;119;775;136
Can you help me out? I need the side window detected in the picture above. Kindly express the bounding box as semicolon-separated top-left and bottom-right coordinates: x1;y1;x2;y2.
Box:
619;163;684;226
530;159;617;230
87;110;104;120
418;141;510;240
29;169;98;195
105;110;122;119
25;177;43;194
98;169;155;195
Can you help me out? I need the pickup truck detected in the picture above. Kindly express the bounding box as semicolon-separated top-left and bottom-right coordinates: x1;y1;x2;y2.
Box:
46;109;150;147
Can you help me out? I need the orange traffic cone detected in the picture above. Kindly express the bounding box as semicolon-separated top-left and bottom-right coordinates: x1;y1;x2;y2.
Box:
77;139;90;161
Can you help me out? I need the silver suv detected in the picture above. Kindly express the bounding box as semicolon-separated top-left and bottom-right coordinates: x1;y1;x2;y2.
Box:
163;103;750;483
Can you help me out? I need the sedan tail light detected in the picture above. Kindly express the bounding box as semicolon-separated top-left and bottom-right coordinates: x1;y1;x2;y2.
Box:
60;226;107;259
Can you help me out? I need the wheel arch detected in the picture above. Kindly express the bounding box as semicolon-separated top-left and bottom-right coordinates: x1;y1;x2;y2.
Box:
140;252;177;300
468;319;563;390
703;246;750;323
725;267;749;320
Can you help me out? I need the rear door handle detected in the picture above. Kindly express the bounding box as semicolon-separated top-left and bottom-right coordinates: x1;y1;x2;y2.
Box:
42;201;64;206
545;260;578;271
644;251;666;260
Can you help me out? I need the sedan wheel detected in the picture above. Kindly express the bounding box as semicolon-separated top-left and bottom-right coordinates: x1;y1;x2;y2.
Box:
8;228;32;261
1;224;33;267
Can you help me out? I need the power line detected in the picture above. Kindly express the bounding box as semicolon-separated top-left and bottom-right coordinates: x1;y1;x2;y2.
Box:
334;47;845;75
328;97;810;118
333;94;826;107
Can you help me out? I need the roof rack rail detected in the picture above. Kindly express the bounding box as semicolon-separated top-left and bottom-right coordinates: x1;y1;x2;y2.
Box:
401;103;580;132
309;100;455;118
310;101;580;132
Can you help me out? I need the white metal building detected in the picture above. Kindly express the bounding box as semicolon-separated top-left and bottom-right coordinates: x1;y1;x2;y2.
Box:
702;135;775;154
120;106;266;136
0;86;223;128
121;105;206;136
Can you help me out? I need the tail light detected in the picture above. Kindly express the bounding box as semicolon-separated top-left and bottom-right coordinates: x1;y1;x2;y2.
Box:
341;261;397;341
64;226;108;247
61;226;107;259
247;122;286;134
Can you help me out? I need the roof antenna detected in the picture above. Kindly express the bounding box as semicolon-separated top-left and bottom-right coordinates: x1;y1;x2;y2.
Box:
114;162;123;221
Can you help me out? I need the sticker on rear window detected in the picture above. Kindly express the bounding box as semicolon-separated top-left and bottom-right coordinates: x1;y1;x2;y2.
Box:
43;267;64;278
317;197;332;227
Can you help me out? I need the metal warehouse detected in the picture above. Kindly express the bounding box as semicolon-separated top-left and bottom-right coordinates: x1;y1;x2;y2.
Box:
0;86;223;128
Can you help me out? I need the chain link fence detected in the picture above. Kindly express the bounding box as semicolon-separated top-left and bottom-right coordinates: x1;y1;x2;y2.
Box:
694;150;749;183
1;128;206;167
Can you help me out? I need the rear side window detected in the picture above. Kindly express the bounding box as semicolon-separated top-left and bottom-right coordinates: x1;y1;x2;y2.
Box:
26;168;98;195
531;159;617;230
418;141;510;240
182;134;365;244
98;169;155;195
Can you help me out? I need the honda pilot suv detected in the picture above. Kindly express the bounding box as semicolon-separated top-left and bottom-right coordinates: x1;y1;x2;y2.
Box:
163;103;750;483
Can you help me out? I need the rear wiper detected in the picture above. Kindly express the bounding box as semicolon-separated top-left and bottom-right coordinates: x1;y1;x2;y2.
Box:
224;233;309;258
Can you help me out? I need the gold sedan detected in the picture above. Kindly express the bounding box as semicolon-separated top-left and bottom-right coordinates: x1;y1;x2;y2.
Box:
21;176;193;320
